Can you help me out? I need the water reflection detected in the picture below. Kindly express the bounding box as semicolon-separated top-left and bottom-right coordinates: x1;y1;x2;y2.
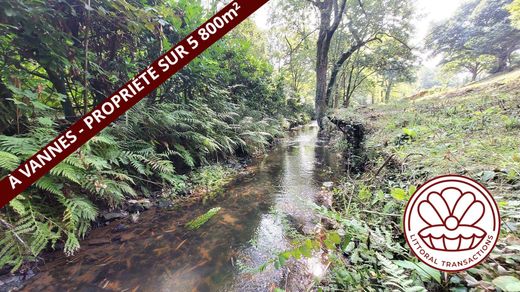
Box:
22;122;339;292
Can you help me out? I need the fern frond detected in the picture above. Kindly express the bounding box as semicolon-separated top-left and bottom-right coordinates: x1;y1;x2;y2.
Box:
34;176;63;195
0;151;20;171
50;163;83;184
376;253;426;292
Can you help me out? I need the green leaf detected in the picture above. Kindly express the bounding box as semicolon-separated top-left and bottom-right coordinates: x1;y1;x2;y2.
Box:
278;254;288;266
328;232;341;244
493;276;520;292
300;243;312;258
9;197;26;216
394;260;441;283
291;248;301;259
391;188;407;201
408;185;417;196
450;276;461;284
258;262;268;272
324;238;335;249
358;185;371;200
449;288;467;292
481;171;496;182
415;262;441;283
37;117;54;127
0;151;21;171
274;259;281;269
403;128;417;139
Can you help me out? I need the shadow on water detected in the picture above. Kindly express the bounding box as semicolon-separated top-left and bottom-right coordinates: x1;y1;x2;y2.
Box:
22;122;341;292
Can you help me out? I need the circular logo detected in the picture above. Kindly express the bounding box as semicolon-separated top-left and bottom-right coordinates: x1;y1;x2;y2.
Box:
403;175;500;272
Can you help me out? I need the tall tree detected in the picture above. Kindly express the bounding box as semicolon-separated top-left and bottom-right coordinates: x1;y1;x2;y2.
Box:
269;1;316;104
310;0;347;128
442;53;495;81
427;0;520;74
327;0;413;105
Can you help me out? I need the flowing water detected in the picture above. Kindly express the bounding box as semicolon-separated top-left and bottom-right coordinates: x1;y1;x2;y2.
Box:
22;122;340;292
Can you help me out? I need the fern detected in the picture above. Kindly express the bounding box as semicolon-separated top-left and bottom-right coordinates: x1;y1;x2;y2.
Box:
0;232;25;271
0;150;20;171
376;253;426;292
34;176;63;195
0;201;60;272
49;162;84;185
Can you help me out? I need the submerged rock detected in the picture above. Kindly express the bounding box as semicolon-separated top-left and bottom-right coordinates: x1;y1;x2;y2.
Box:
130;212;140;224
112;223;129;233
157;198;173;209
128;199;152;213
102;211;128;221
86;238;111;246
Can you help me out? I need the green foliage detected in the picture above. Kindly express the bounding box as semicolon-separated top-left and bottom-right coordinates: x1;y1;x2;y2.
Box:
314;204;430;291
329;72;520;291
509;0;520;29
377;253;427;292
402;128;417;139
493;276;520;292
390;186;415;201
185;207;221;230
0;0;312;272
427;0;520;73
393;260;441;283
441;53;496;81
192;165;234;194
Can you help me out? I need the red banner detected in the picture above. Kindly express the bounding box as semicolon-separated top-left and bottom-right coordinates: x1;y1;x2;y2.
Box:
0;0;269;208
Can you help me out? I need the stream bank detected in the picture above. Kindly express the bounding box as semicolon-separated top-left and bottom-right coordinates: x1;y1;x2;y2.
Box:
314;75;520;290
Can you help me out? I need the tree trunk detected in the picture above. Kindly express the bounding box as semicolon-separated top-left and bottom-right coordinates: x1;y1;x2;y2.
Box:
471;70;478;82
493;52;509;73
44;67;76;121
0;79;18;135
326;38;379;105
384;80;394;102
343;66;354;107
315;27;332;128
313;0;347;129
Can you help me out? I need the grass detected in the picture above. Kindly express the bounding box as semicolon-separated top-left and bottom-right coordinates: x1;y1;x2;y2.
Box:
323;70;520;291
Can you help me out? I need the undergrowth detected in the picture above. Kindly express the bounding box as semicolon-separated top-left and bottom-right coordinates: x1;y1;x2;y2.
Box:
320;72;520;291
0;100;294;272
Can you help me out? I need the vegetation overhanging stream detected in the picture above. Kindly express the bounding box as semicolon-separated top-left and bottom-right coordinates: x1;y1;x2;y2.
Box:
19;123;341;291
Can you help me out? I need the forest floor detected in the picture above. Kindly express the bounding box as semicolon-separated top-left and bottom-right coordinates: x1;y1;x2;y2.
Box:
321;70;520;290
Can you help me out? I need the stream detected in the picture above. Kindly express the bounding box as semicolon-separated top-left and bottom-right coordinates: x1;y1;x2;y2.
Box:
21;122;341;291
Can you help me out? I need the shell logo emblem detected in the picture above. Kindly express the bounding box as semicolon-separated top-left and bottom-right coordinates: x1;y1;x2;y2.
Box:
403;175;500;272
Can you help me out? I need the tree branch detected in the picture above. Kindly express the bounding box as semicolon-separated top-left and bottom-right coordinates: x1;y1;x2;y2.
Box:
326;37;382;104
380;32;412;51
331;0;347;32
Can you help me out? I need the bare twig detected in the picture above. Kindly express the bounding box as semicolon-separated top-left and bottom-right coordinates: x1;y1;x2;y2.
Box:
360;210;400;217
401;153;425;173
373;154;396;178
